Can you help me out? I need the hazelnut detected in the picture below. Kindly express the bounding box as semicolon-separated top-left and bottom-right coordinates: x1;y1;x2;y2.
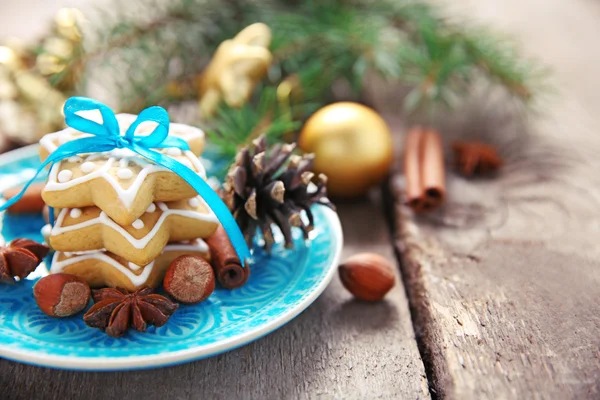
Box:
164;255;215;304
34;273;91;317
338;253;395;301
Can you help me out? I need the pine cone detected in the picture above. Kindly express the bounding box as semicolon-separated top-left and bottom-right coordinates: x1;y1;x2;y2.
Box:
222;135;334;251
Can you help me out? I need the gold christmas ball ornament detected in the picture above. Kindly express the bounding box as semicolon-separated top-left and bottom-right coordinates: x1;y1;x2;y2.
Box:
299;102;393;197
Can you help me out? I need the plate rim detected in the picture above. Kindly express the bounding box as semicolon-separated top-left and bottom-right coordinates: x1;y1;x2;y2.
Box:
0;145;343;371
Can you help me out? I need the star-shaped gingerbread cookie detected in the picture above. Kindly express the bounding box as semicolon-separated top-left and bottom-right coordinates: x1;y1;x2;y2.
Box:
50;239;210;291
39;113;210;225
48;196;218;266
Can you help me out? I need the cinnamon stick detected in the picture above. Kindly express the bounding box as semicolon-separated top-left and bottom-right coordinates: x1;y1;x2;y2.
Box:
403;126;426;212
420;129;445;211
2;183;45;214
205;225;250;289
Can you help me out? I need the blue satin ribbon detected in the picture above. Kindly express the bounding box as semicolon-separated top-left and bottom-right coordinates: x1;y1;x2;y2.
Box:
1;97;250;265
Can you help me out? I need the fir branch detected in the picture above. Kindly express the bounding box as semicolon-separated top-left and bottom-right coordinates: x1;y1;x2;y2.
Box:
204;85;302;164
461;29;550;101
44;0;548;151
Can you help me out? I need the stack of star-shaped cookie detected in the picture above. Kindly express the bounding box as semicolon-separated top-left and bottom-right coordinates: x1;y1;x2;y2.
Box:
39;114;218;291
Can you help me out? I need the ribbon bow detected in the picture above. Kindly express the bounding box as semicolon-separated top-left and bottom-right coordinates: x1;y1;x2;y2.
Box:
1;97;251;264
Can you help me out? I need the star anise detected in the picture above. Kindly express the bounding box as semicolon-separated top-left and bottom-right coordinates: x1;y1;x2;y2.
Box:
83;287;179;337
452;141;504;177
0;239;49;283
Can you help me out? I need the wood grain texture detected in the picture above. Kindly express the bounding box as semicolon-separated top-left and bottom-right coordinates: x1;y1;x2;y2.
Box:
0;198;429;400
381;0;600;398
0;2;431;397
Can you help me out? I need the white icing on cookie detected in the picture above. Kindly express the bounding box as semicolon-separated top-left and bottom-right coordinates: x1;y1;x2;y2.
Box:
128;262;142;271
50;239;209;288
51;251;154;287
50;200;217;250
188;197;200;208
119;158;129;168
57;170;73;183
67;248;107;255
69;208;82;218
117;168;133;180
80;161;95;173
40;114;207;208
180;159;193;170
111;148;138;159
145;203;156;213
44;150;206;207
59;133;72;144
41;224;52;242
132;219;144;229
68;156;81;163
167;148;182;157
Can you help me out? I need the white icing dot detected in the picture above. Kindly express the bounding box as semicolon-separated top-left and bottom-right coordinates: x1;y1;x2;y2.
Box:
117;168;134;180
119;158;129;168
64;252;73;257
57;170;73;183
58;133;72;144
128;262;141;271
167;148;182;157
41;224;52;239
145;203;156;213
188;197;200;208
69;208;82;219
68;156;81;163
81;161;95;173
132;219;144;229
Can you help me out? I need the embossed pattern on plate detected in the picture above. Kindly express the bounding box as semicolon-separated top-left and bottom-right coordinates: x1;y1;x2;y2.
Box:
0;145;342;370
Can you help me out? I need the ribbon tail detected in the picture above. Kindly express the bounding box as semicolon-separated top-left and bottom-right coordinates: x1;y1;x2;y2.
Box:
133;146;252;265
1;138;115;212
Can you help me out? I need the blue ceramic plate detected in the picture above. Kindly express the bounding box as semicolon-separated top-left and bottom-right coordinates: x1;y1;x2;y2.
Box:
0;145;342;371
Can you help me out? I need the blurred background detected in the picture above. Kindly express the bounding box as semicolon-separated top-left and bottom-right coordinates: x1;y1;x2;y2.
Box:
0;0;599;201
0;0;552;144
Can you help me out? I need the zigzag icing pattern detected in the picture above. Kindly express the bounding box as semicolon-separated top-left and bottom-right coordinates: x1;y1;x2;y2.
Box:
49;197;218;251
43;152;206;208
40;113;207;208
50;239;209;288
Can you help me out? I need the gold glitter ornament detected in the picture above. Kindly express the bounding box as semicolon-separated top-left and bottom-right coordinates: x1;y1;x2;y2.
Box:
198;23;273;118
298;102;394;197
35;8;85;92
54;8;84;42
0;46;66;144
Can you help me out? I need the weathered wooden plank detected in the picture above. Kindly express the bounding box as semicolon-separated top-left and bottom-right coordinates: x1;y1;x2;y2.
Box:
381;0;600;398
0;2;431;397
0;198;429;400
390;197;600;399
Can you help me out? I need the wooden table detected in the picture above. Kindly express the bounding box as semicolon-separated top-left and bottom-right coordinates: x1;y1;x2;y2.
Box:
1;0;600;398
